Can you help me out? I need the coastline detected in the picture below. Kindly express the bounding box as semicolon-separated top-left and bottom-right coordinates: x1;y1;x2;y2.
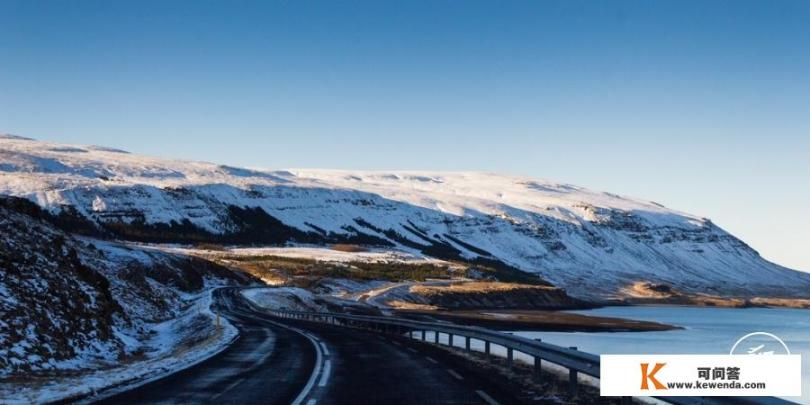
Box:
394;308;681;332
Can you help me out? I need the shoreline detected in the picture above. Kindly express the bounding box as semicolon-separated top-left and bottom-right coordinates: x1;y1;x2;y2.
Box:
394;308;681;332
390;298;810;333
612;297;810;310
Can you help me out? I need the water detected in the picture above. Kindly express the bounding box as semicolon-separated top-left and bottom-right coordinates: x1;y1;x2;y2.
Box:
514;306;810;404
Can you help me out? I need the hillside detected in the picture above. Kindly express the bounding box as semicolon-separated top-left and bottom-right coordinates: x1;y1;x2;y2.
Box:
2;133;809;300
0;195;250;380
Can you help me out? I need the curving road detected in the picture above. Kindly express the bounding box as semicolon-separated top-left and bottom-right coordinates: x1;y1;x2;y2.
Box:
94;288;517;405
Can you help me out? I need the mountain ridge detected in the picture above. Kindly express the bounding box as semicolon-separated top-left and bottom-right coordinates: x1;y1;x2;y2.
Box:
2;134;808;300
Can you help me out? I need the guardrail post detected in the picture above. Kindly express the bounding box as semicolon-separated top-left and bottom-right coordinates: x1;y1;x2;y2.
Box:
465;336;470;351
532;338;542;380
533;356;542;380
434;331;440;344
506;348;513;368
568;346;578;397
421;330;426;341
484;341;490;356
449;333;454;347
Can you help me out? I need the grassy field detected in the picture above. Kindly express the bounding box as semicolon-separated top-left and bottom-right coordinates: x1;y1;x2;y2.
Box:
213;254;461;284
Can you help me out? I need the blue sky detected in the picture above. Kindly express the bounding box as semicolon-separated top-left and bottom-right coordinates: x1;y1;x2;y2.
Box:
2;1;809;271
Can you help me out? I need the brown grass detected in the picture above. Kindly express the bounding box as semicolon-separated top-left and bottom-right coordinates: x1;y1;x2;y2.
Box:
386;300;440;311
192;243;227;251
409;281;555;296
329;244;369;252
621;281;810;309
749;297;810;309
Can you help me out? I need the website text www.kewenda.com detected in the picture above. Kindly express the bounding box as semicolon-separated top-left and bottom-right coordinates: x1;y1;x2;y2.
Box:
666;381;767;390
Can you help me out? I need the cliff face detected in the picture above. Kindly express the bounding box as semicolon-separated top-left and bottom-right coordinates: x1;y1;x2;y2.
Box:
2;134;810;300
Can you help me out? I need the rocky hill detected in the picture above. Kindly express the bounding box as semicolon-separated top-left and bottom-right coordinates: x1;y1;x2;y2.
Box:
0;195;251;378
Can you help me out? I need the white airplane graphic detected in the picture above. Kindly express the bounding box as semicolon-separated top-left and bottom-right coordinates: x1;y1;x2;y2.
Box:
747;344;775;355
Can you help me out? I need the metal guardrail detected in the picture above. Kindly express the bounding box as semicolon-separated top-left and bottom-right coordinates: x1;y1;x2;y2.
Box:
254;306;794;405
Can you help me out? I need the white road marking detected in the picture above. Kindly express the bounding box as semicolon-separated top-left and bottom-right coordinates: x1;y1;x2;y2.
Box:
318;360;332;387
475;390;500;405
306;400;317;405
407;348;418;353
287;326;324;405
391;340;401;346
425;357;438;364
320;342;330;356
446;369;464;380
209;293;325;405
210;377;246;400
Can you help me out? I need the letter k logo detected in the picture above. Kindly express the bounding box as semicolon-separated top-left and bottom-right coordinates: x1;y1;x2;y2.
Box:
640;363;667;390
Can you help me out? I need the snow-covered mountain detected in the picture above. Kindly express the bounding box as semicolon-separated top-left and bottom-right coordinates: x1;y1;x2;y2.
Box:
2;133;808;299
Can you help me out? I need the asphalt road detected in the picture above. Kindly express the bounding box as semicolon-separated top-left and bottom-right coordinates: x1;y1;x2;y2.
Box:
93;288;517;405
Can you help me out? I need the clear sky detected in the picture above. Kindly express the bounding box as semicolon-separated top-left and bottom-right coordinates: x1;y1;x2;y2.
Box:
1;1;809;271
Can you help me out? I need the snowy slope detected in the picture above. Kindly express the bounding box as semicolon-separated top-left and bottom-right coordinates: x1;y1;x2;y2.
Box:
2;133;809;299
0;195;248;378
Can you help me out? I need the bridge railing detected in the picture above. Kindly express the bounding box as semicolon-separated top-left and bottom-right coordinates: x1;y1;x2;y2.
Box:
249;304;793;405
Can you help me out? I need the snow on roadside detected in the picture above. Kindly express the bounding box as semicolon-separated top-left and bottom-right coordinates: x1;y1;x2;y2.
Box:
359;280;454;309
0;289;237;405
241;287;325;312
316;278;390;296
